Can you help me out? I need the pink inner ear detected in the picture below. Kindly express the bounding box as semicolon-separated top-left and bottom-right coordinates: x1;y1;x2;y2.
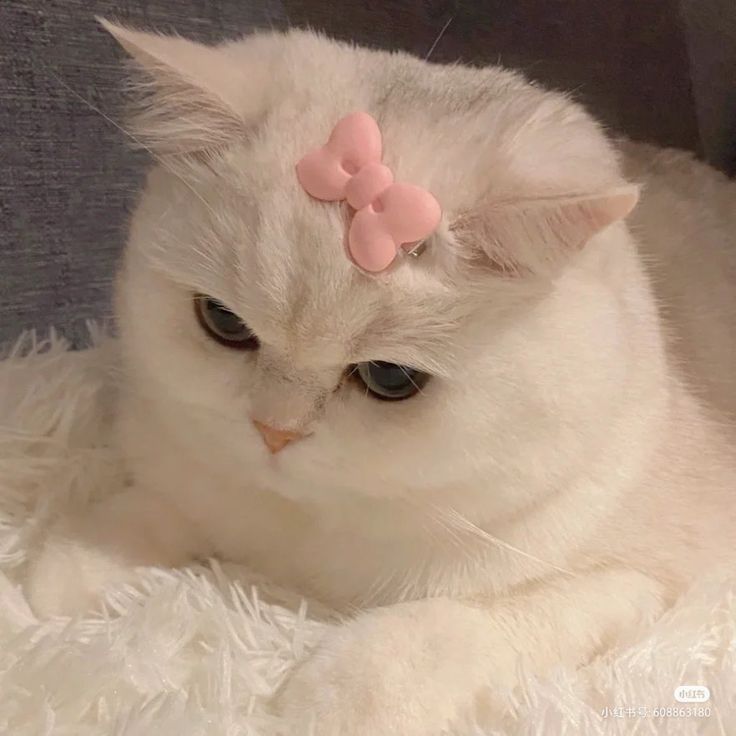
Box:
598;188;640;222
557;187;640;250
456;184;640;277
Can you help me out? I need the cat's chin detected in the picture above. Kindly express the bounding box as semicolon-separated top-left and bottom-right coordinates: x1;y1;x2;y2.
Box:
259;467;362;505
256;458;386;506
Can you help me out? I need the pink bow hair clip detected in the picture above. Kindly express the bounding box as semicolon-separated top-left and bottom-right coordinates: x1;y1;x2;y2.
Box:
296;112;442;273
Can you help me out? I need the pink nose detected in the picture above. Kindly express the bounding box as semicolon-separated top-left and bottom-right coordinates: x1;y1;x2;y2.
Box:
252;420;303;454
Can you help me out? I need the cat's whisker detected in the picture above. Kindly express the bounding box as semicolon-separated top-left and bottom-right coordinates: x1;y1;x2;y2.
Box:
399;493;575;578
398;365;426;396
48;70;221;222
414;501;475;556
356;568;399;608
437;506;576;577
424;15;455;62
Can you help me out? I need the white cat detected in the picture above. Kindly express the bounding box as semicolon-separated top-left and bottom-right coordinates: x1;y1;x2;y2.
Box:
26;20;736;735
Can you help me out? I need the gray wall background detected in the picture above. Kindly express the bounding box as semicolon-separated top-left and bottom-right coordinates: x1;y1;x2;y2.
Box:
1;0;734;349
0;0;286;348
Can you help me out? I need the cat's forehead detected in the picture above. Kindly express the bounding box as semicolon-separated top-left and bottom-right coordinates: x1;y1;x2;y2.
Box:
231;184;454;369
231;41;529;215
214;80;509;368
214;118;457;366
157;31;606;368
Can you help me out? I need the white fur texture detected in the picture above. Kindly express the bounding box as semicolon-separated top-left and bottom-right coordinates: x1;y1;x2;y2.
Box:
14;26;736;735
0;332;734;734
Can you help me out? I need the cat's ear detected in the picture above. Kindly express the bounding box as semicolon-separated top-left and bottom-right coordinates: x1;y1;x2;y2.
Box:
452;185;639;276
99;18;268;156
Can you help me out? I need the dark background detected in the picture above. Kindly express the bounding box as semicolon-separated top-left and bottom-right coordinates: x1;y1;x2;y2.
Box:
1;0;734;348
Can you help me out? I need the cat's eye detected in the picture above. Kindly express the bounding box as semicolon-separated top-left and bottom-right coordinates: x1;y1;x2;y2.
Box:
354;361;429;401
194;295;259;350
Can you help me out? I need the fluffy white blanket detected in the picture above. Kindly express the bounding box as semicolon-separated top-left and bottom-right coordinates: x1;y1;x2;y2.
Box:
0;332;733;735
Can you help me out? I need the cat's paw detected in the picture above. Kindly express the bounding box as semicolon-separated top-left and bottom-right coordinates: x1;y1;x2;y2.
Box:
25;487;199;618
276;637;401;736
25;525;134;618
275;610;458;736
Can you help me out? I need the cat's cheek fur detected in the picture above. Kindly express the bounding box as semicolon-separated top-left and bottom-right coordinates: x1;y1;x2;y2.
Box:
114;235;642;512
114;248;254;426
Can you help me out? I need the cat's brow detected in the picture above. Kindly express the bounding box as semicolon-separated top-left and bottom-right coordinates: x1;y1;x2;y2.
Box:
352;330;458;378
352;297;467;377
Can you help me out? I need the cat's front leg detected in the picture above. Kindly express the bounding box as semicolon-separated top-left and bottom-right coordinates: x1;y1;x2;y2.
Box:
26;486;206;617
276;569;665;736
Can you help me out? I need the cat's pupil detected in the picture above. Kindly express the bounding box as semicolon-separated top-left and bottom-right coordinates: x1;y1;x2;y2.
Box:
195;295;259;350
204;300;242;335
370;362;413;391
356;361;428;401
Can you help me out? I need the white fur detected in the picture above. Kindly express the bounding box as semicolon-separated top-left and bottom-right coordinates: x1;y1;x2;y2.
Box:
1;334;734;734
22;26;736;734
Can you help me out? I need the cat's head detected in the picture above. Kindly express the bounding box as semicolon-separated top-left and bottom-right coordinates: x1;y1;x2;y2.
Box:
105;21;643;513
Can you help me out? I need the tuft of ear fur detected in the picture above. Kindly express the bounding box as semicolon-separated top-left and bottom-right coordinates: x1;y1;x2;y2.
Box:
99;18;268;156
453;186;640;276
